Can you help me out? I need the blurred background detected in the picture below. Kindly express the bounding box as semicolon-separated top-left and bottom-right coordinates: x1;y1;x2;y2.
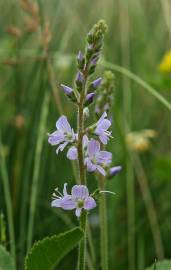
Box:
0;0;171;269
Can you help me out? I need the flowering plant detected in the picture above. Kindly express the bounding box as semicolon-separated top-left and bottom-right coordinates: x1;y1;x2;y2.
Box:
48;20;122;270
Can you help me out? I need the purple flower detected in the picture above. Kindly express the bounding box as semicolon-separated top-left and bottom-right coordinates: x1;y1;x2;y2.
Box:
109;166;122;177
92;78;102;89
85;93;96;105
85;139;112;176
61;84;73;95
48;115;77;154
67;135;88;161
95;112;112;144
51;184;96;217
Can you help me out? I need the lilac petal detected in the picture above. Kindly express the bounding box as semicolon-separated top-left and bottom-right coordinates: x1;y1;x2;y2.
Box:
99;134;108;145
96;165;106;176
84;197;96;210
61;84;73;95
97;119;111;131
48;131;64;145
86;158;97;172
97;112;107;125
63;183;68;196
56;116;72;133
51;198;62;208
67;146;78;160
75;208;82;217
71;185;89;199
60;197;76;210
56;141;68;154
87;139;100;157
83;135;89;148
110;166;122;176
97;151;112;163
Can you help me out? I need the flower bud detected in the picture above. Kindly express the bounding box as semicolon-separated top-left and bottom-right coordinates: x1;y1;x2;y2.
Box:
92;78;102;89
108;166;122;179
83;107;90;119
84;93;96;106
75;71;84;91
61;84;73;95
77;51;85;70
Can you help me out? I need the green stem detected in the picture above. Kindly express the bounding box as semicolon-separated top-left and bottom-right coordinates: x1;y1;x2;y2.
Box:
99;177;108;270
78;211;87;270
0;135;16;268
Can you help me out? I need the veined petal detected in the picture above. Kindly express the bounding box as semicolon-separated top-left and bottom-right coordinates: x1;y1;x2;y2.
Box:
71;185;89;199
67;146;78;160
86;158;97;172
87;139;100;157
97;151;112;163
99;134;108;145
97;112;107;125
84;197;96;210
48;131;64;145
97;119;111;131
96;165;106;176
56;116;72;133
83;135;89;148
60;197;76;210
56;141;68;154
75;208;82;217
51;198;62;208
63;183;68;196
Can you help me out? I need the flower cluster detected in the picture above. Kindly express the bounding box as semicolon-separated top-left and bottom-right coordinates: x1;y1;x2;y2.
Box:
49;20;122;217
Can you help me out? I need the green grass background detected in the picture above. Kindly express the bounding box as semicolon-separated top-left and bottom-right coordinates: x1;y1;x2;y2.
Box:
0;0;171;269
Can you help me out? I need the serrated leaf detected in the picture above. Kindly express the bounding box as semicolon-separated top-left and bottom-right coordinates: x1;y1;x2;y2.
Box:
25;227;83;270
146;259;171;270
0;245;15;270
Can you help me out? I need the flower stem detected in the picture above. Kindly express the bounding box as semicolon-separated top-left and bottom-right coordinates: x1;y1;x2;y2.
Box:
99;176;108;270
78;211;87;270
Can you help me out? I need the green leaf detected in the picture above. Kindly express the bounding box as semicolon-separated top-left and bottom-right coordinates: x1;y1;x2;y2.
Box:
25;227;83;270
0;245;15;270
146;260;171;270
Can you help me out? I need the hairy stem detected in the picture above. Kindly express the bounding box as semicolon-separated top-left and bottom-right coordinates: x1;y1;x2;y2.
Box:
99;177;108;270
78;211;87;270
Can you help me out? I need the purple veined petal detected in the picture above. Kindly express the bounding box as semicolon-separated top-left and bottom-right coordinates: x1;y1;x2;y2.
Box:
71;185;89;199
56;116;72;133
48;130;64;145
60;84;73;95
87;139;100;157
63;183;68;196
51;198;62;208
97;151;112;163
84;197;96;210
110;166;122;177
60;197;76;210
99;134;109;145
86;158;97;172
67;146;78;160
97;112;107;125
75;208;82;217
96;165;106;176
56;141;68;154
97;119;111;131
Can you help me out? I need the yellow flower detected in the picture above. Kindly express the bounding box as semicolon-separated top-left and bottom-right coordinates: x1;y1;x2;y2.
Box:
158;50;171;73
126;129;157;153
